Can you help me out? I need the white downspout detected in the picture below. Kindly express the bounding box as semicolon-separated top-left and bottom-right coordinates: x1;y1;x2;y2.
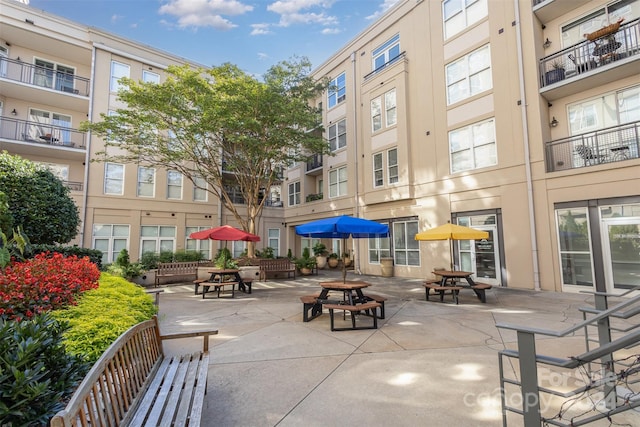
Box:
79;46;97;247
514;0;541;291
351;51;363;275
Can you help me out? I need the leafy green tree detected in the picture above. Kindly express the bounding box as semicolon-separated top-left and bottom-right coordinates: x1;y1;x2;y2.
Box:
0;152;80;245
82;58;330;257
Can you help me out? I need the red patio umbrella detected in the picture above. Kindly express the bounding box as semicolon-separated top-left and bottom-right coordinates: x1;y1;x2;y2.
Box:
189;225;260;242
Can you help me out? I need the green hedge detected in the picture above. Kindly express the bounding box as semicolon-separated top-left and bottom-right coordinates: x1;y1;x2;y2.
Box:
52;273;157;363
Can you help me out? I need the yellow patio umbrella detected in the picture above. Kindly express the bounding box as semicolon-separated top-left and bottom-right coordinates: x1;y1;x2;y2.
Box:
415;223;489;271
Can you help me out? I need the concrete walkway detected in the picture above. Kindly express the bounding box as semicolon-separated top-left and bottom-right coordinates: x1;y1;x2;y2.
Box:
155;269;638;427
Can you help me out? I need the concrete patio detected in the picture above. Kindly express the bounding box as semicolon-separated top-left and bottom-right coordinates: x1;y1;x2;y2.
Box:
155;269;639;427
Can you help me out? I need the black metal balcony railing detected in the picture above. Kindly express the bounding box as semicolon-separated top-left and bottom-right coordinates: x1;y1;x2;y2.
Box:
363;51;407;81
305;154;323;172
0;57;90;96
539;18;639;88
545;121;640;172
0;116;87;148
305;193;323;202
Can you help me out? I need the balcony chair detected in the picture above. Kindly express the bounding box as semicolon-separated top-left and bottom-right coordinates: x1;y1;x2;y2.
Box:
575;144;606;166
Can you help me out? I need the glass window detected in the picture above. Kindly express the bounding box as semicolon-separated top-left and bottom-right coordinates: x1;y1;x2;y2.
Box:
449;118;497;173
137;166;155;197
140;225;176;256
110;61;130;92
167;170;183;199
328;119;347;151
446;44;492;105
373;152;384;187
385;89;397;126
142;70;160;84
329;166;348;198
372;34;400;71
388;148;399;184
193;175;208;201
568;85;640;135
371;98;382;132
556;208;594;287
93;224;129;265
328;72;346;109
186;226;211;260
288;181;300;206
268;229;280;257
393;220;419;266
105;163;124;195
443;0;488;39
369;222;391;263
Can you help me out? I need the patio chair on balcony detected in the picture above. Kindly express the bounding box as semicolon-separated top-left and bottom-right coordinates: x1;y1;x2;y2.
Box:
575;144;606;166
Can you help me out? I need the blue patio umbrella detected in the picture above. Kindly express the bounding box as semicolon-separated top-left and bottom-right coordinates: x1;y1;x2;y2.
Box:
295;215;389;281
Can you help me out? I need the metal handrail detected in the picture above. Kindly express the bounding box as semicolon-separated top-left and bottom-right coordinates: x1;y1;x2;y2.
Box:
0;57;90;96
0;116;87;148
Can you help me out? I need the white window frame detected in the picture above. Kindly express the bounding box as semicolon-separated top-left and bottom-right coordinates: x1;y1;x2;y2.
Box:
372;34;400;71
443;0;488;40
104;163;124;195
329;166;348;198
193;175;208;202
268;228;280;257
328;119;347;151
93;224;130;265
388;148;399;184
449;117;497;173
446;44;492;105
328;72;346;109
373;148;399;187
137;166;155;197
368;222;391;263
142;70;160;84
288;181;301;206
385;89;397;127
373;152;384;188
371;98;382;132
110;61;130;92
186;226;211;260
167;170;183;200
140;225;176;256
393;220;420;266
33;57;76;92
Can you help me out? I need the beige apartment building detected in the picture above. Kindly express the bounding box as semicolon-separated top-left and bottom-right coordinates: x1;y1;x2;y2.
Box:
1;0;638;295
0;0;285;266
284;0;640;294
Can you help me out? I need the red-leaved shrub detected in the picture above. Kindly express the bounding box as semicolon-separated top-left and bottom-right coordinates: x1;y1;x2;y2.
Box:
0;252;100;320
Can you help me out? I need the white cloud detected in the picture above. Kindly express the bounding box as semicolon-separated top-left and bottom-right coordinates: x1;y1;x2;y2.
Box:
267;0;337;28
159;0;253;30
251;23;272;35
321;27;341;35
257;52;270;60
366;0;400;20
110;14;123;24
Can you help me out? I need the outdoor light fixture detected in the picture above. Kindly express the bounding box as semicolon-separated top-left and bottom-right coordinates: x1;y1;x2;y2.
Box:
543;38;552;48
11;109;17;116
550;117;558;127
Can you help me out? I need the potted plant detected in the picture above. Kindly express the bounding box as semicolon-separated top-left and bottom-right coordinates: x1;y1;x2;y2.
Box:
545;59;566;85
342;249;352;267
312;242;328;269
295;247;316;275
327;253;339;268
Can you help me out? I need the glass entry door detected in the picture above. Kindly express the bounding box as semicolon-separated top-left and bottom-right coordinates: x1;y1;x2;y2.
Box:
458;214;501;286
601;218;640;293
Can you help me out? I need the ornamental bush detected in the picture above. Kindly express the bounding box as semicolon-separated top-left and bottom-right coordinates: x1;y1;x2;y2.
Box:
0;252;100;320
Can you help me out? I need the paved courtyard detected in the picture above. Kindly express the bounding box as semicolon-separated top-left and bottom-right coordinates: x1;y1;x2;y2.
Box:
155;269;639;427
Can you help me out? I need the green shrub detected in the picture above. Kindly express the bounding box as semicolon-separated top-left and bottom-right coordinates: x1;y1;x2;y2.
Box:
105;249;146;280
139;251;159;270
0;314;89;425
158;251;174;263
52;273;157;363
173;250;203;262
256;246;275;259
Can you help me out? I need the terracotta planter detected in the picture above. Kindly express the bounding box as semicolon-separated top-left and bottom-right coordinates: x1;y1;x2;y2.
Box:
343;257;352;267
328;257;339;268
316;256;327;269
300;267;312;275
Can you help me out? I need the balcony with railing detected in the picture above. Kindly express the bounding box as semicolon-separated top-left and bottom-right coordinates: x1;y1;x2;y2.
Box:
305;193;323;203
539;18;640;101
545;121;640;172
532;0;591;24
0;116;87;150
305;153;323;175
0;57;90;96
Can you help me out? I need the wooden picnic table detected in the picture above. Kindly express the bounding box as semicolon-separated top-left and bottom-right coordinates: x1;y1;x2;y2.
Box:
430;271;492;303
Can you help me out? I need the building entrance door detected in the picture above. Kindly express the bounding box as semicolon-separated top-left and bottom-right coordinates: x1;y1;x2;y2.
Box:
458;214;501;286
601;218;640;294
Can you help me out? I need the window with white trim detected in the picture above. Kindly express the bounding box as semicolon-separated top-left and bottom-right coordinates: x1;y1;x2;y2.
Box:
268;229;280;257
449;118;497;173
328;119;347;151
393;220;419;266
193;175;208;202
561;1;639;48
388;148;399;184
372;34;400;71
140;225;176;256
373;153;384;187
142;70;160;84
371;98;382;132
568;85;640;135
371;89;397;132
137;166;155;197
167;170;183;199
373;148;399;187
110;61;130;92
33;58;76;92
443;0;488;39
446;44;492;105
93;224;129;265
288;181;301;206
329;166;347;198
104;163;124;195
328;72;346;109
186;226;211;260
385;89;397;126
368;222;391;263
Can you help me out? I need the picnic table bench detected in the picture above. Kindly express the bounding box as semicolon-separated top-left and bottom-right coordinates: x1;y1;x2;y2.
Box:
259;258;296;280
51;315;217;427
155;261;199;287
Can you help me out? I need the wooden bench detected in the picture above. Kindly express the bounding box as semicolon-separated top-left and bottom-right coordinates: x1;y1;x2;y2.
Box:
51;315;217;427
155;261;199;287
363;293;387;319
201;281;237;298
323;302;382;331
424;282;463;304
300;294;322;322
471;282;492;303
258;258;296;280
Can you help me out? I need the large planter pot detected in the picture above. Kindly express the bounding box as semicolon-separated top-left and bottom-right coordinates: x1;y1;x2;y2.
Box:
380;257;394;277
328;257;339;268
343;257;352;267
132;270;156;286
238;266;260;281
545;68;565;85
315;256;327;269
299;267;312;275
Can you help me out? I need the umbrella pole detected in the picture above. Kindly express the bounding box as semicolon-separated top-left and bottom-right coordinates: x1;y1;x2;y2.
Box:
342;238;347;283
449;239;454;271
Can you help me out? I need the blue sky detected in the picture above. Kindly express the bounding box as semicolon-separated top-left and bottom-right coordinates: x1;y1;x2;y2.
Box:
28;0;400;76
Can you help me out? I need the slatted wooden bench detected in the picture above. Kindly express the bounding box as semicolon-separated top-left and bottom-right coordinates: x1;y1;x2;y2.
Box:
201;281;238;298
470;282;492;303
323;302;382;331
51;315;217;427
363;293;387;319
300;294;322;322
424;281;463;304
155;261;200;287
259;258;296;280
